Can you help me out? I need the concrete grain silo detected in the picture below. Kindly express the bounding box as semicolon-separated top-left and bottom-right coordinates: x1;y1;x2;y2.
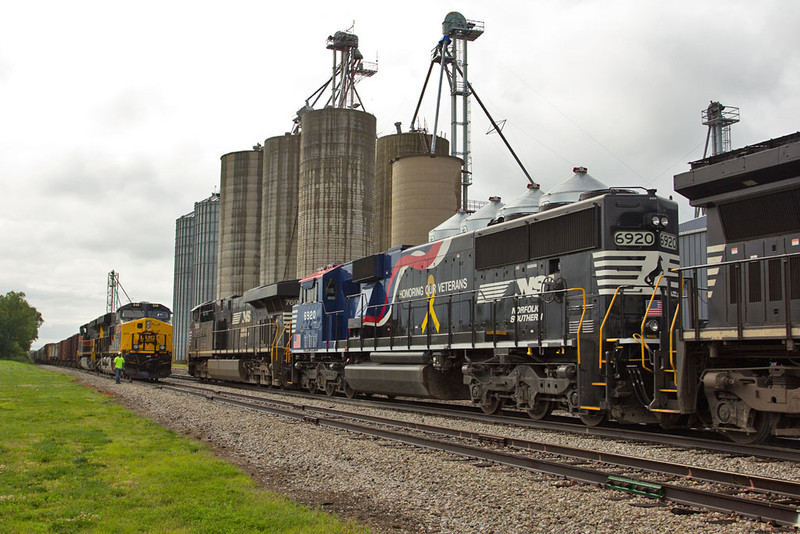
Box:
375;132;450;252
260;133;300;286
390;154;462;247
217;149;263;299
296;108;376;278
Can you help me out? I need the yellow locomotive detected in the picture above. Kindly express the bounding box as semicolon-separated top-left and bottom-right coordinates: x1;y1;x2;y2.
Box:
79;302;172;380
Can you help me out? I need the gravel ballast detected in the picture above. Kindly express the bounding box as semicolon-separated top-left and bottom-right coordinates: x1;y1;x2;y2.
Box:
50;367;789;533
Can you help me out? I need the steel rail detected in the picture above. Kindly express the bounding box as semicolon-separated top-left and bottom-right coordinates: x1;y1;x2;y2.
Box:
161;381;800;499
161;377;800;462
157;382;800;527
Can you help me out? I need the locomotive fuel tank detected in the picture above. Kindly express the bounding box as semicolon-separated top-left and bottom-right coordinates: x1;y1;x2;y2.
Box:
344;362;468;399
207;359;247;382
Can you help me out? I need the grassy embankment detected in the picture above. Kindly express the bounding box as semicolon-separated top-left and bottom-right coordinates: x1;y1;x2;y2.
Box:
0;360;366;533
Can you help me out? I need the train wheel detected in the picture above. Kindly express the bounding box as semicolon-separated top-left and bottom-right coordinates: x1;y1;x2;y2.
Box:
526;400;553;421
480;397;503;415
324;381;336;397
579;411;607;427
722;412;777;445
344;384;356;399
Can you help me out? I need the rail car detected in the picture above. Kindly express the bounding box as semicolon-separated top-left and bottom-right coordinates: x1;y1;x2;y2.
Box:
187;133;800;443
290;186;681;426
187;282;298;385
190;186;682;426
673;132;800;443
35;302;173;380
78;302;173;379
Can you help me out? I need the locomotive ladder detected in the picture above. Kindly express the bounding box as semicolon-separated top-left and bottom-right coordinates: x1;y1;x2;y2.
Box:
641;274;681;415
596;278;681;416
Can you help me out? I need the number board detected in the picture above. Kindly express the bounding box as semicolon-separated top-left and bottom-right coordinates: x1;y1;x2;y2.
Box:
614;231;655;247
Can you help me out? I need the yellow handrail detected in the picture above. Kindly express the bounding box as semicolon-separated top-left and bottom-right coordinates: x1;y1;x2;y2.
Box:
631;333;652;372
272;322;287;365
669;302;680;386
565;288;586;364
638;273;666;371
598;286;626;369
283;321;293;362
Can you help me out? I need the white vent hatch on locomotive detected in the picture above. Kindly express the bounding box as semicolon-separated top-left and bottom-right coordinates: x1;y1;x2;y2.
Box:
592;251;679;295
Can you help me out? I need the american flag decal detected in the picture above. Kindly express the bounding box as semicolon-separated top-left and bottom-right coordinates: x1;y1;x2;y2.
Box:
646;299;663;317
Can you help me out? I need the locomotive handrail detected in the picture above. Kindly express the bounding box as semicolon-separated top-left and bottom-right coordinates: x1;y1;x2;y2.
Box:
564;288;586;364
669;302;680;386
347;285;585;353
599;285;629;370
320;307;345;349
212;321;279;354
674;250;800;272
272;321;292;385
678;251;798;342
638;274;668;372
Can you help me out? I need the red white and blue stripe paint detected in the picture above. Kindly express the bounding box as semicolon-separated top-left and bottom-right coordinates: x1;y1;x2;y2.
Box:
362;239;452;328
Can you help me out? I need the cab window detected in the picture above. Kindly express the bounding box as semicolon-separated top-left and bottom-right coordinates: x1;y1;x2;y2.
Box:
325;279;337;301
300;280;317;304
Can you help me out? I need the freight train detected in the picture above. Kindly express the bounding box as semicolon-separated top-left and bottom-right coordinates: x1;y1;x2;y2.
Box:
188;133;800;444
33;302;173;380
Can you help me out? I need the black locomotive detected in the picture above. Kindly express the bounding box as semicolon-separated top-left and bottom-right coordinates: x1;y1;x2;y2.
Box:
673;132;800;443
187;133;800;444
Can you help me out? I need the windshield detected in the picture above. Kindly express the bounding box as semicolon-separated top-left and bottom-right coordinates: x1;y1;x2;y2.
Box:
148;310;171;321
120;309;145;321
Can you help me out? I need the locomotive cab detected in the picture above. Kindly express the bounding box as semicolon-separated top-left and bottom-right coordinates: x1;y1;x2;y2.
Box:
293;264;358;351
674;132;800;442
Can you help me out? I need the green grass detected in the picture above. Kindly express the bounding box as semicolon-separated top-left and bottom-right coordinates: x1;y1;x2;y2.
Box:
0;361;367;533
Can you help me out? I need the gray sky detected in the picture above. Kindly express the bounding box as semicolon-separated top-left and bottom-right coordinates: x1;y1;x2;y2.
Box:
3;1;798;349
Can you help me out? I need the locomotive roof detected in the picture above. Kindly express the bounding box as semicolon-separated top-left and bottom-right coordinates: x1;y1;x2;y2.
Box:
674;132;800;205
474;187;662;237
117;301;172;313
299;264;341;284
243;280;300;305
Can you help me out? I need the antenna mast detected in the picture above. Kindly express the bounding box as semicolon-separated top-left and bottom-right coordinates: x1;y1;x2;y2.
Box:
106;270;133;313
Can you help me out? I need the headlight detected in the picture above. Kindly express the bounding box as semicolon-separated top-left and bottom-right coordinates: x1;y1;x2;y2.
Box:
660;216;669;227
159;345;165;351
132;344;139;350
650;215;661;227
146;320;152;329
645;319;660;334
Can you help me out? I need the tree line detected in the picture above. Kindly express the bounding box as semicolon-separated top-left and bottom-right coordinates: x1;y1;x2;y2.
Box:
0;291;43;361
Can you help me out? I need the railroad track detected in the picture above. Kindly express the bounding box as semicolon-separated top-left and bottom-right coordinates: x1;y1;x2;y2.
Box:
163;375;800;463
155;379;800;528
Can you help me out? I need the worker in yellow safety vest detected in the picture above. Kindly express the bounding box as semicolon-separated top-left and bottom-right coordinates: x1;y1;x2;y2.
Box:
113;354;125;384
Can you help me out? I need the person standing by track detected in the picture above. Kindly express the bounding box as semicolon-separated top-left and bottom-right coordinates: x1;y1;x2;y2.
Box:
113;354;125;384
